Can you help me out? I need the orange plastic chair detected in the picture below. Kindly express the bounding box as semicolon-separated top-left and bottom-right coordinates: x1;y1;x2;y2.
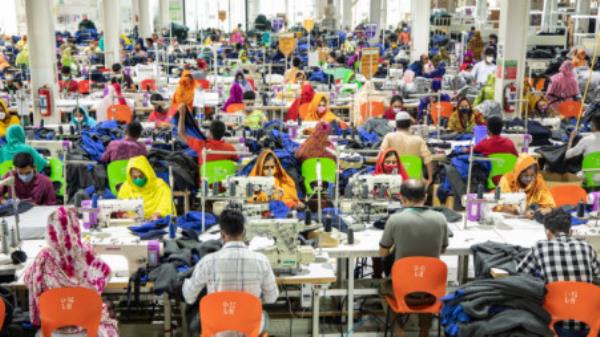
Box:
384;257;448;337
558;101;583;119
140;79;156;91
550;185;588;207
78;80;91;95
0;297;5;331
107;104;133;123
430;101;454;125
200;291;264;337
360;101;385;121
197;79;210;90
544;282;600;337
226;103;246;113
39;287;103;337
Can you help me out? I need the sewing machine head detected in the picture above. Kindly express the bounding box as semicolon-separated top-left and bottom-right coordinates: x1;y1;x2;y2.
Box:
350;174;403;200
97;199;144;228
28;140;72;158
226;176;276;200
91;234;161;277
215;112;245;126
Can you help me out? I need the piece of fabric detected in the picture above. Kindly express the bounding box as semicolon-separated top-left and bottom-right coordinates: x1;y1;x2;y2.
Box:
222;82;243;112
243;110;266;130
172;70;196;111
498;154;556;209
470;241;530;279
295;122;336;162
100;137;147;163
3;171;56;206
373;148;408;180
0;125;47;172
23;207;117;337
473;74;496;106
249;149;300;208
117;155;173;218
380;130;433;165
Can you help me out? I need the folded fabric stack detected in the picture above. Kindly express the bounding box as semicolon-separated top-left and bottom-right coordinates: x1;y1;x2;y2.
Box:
470;241;530;279
441;275;553;337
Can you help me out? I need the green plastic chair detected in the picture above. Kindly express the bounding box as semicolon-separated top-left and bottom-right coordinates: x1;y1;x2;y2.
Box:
301;158;337;196
582;151;600;188
200;160;238;185
486;153;518;189
399;155;423;180
49;157;65;197
0;161;13;177
107;159;129;196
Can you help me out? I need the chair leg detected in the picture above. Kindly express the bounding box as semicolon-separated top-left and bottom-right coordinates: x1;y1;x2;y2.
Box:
437;315;442;337
384;307;391;337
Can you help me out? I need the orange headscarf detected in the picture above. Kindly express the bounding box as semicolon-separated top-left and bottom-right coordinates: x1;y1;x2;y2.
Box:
172;70;196;110
302;93;347;128
249;150;300;208
498;154;556;209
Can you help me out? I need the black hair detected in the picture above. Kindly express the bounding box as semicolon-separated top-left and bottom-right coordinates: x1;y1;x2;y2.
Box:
396;119;411;130
219;209;245;237
243;91;256;100
592;113;600;131
400;180;427;203
489;34;498;41
543;208;572;234
150;93;164;102
210;120;226;140
484;47;495;56
111;63;122;72
13;152;34;169
487;116;503;136
61;66;71;75
292;57;301;68
390;95;404;106
126;120;143;139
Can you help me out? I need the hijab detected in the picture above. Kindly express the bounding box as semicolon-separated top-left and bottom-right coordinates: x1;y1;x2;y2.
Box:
172;70;196;110
548;61;579;101
249;150;300;208
222;82;244;112
0;125;47;172
287;83;315;121
374;148;408;180
295;122;336;162
498;154;556;209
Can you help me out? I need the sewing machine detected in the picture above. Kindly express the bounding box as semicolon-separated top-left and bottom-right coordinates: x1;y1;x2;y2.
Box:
246;218;315;274
97;199;144;228
28;140;72;158
462;192;528;225
91;235;161;277
348;174;403;200
226;176;276;200
216;112;245;126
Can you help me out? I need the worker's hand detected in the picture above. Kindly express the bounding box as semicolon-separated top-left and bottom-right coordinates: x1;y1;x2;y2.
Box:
567;130;577;148
295;201;306;211
151;213;162;220
524;210;535;220
462;147;470;153
424;178;432;187
178;103;187;116
274;187;284;199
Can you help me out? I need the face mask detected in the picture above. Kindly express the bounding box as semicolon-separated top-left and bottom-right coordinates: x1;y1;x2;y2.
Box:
486;56;494;63
519;175;535;186
317;106;327;114
459;108;471;115
383;164;398;174
133;177;147;187
76;116;84;123
393;108;402;113
0;112;5;120
18;172;34;183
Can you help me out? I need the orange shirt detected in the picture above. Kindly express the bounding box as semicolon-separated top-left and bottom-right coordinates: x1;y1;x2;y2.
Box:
186;138;239;166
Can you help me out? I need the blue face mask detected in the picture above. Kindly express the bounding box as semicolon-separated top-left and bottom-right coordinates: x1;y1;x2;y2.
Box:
18;171;34;183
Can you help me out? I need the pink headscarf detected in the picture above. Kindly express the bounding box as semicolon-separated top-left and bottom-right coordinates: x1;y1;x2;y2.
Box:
547;61;579;106
24;207;118;337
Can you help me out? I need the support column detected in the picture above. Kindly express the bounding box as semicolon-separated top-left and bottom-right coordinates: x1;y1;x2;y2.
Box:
576;0;591;34
25;0;59;125
542;0;558;32
103;0;121;68
475;0;488;28
159;0;169;31
247;0;260;30
410;0;431;62
369;0;381;30
139;0;152;38
494;0;528;118
342;0;352;30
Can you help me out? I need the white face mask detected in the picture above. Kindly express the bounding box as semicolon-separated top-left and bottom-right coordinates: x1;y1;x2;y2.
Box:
486;56;494;64
0;112;6;120
393;108;402;113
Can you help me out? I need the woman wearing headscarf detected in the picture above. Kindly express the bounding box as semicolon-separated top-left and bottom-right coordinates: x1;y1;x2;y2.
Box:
374;148;409;180
222;81;244;112
467;31;484;61
61;45;75;70
172;70;196;111
24;207;118;337
0;125;47;172
71;106;97;128
302;93;347;128
497;154;555;219
249;150;302;209
572;49;588;68
447;98;485;133
234;71;254;93
545;60;579;110
0;99;20;137
295;122;336;162
287;83;315;121
117;155;173;219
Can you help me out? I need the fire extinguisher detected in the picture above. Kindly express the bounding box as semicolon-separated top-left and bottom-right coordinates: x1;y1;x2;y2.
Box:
503;83;517;113
38;86;51;117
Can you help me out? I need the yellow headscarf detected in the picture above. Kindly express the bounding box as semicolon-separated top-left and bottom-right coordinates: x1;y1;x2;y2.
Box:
172;70;196;110
0;100;20;138
249;150;300;208
117;156;173;218
303;93;348;128
498;154;556;209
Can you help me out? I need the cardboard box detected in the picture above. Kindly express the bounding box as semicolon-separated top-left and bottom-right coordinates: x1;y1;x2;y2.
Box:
542;172;584;189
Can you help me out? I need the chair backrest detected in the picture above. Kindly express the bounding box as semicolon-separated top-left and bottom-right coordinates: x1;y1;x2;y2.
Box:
39;287;103;337
301;158;337;196
558;101;582;119
550;185;588;207
0;296;5;332
582;151;600;188
399;155;423;180
390;257;448;313
226;103;246;113
107;159;129;196
201;160;238;185
486;153;518;189
200;291;263;337
430;102;453;125
0;161;13;178
78;80;91;95
107;104;133;123
140;79;156;91
360;101;385;121
49;157;65;197
544;281;600;337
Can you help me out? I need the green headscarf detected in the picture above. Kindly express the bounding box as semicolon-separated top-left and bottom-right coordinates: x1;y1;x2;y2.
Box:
0;125;47;172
